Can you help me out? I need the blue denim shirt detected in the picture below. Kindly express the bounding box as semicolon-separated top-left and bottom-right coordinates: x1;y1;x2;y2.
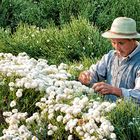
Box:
89;43;140;103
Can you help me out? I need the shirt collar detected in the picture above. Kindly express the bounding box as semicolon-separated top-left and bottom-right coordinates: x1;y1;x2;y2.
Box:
128;42;140;59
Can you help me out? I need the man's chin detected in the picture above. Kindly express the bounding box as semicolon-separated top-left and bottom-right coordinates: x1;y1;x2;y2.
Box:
117;51;127;57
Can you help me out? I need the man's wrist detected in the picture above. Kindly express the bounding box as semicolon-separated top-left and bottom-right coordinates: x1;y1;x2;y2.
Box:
112;87;122;97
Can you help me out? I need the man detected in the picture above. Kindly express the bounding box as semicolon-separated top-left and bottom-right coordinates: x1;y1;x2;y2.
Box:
78;17;140;103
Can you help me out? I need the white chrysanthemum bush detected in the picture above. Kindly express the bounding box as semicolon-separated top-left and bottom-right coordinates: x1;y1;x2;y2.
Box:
0;52;140;140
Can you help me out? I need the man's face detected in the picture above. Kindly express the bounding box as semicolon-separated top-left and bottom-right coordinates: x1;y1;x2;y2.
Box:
110;38;136;57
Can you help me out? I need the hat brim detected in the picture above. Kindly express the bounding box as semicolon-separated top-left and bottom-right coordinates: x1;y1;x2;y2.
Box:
102;31;140;39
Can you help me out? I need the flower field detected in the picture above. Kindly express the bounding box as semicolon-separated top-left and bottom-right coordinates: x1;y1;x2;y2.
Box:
0;0;140;139
0;52;140;140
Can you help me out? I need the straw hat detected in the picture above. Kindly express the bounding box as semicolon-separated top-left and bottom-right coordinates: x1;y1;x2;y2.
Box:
102;17;140;39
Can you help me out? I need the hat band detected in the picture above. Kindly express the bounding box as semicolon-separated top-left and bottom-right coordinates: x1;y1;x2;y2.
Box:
110;31;137;36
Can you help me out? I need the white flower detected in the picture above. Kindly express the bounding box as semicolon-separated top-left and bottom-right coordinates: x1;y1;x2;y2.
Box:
26;117;34;124
88;88;95;94
48;109;54;114
89;128;95;134
30;81;38;88
110;133;116;139
109;125;114;131
90;136;96;140
5;118;10;124
18;125;31;136
73;97;80;105
32;136;39;140
48;113;54;120
109;103;116;110
102;124;110;135
78;131;84;136
47;39;50;42
16;89;23;98
72;108;81;115
78;64;84;70
7;72;12;77
67;119;78;130
52;126;58;131
65;107;73;114
85;123;93;133
31;34;35;37
16;80;24;87
93;110;100;118
67;95;73;99
68;135;73;140
56;115;63;122
9;117;19;125
10;100;16;108
47;130;54;135
2;128;7;134
8;82;15;87
76;126;82;133
58;63;68;70
12;109;18;114
81;96;88;103
65;125;68;131
48;123;53;129
3;111;12;117
117;99;122;103
24;82;31;89
46;86;56;93
98;135;103;139
100;116;106;123
63;114;72;122
40;98;46;102
84;132;90;138
10;87;14;91
95;117;100;123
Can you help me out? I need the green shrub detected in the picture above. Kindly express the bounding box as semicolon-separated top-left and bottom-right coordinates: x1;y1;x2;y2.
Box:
0;0;95;29
0;27;11;51
1;0;140;32
0;0;60;31
0;0;28;32
108;100;140;140
0;18;112;64
96;0;140;32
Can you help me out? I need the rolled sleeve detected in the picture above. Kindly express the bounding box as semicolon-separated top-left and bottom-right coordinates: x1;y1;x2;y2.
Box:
121;88;140;104
121;88;130;99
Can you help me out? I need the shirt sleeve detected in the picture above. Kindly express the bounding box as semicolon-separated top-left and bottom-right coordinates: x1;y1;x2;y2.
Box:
88;51;112;85
121;70;140;103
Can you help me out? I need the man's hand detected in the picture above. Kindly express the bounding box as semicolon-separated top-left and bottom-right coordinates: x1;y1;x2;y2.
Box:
92;82;122;97
78;71;91;85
